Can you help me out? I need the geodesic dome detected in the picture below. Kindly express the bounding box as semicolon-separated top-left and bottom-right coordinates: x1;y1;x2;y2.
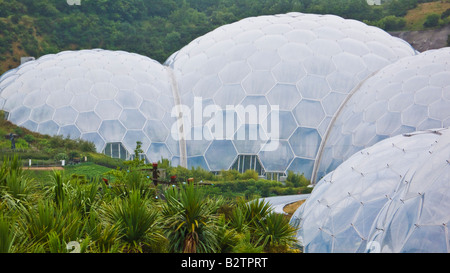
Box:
0;49;180;163
167;12;416;177
313;48;450;183
0;13;417;177
290;128;450;253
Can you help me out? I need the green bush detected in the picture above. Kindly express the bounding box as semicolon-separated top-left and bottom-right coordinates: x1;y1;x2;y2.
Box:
424;13;440;28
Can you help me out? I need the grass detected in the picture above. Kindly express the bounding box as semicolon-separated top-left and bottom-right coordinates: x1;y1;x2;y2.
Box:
404;1;450;30
63;162;113;180
283;200;306;218
23;162;113;185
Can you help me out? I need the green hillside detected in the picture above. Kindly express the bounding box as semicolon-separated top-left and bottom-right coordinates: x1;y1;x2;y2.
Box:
0;111;124;169
1;0;449;75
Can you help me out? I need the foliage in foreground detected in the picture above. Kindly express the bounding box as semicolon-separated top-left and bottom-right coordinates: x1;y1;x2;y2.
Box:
0;155;299;253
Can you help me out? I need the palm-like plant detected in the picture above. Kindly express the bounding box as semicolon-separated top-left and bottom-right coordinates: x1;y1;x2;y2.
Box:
240;198;273;230
162;183;219;253
99;190;163;252
17;199;85;252
0;155;36;204
229;198;298;252
255;212;298;252
0;214;15;253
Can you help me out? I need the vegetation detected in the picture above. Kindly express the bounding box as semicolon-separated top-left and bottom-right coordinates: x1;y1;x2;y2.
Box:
0;117;124;169
0;0;449;74
0;155;300;253
0;121;309;253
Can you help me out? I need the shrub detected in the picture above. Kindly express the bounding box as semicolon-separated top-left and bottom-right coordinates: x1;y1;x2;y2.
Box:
424;13;440;28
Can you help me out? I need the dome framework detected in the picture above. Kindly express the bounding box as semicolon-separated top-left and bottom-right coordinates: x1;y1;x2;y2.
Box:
0;13;418;180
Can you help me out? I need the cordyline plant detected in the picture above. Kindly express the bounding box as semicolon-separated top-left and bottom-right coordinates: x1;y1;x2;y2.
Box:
161;183;220;253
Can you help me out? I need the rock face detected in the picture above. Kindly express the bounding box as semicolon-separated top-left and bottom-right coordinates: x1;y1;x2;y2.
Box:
390;25;450;52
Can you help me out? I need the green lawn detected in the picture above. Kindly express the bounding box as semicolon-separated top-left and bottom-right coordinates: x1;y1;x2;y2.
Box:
24;162;113;184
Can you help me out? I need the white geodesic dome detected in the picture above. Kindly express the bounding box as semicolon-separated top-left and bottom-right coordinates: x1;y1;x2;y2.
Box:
0;13;418;177
290;128;450;253
0;49;180;163
314;47;450;182
167;12;416;177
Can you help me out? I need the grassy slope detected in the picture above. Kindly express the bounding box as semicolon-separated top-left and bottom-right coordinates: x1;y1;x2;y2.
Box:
404;1;450;30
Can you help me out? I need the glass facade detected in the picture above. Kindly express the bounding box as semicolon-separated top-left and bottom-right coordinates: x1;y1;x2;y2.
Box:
103;142;130;160
231;154;264;176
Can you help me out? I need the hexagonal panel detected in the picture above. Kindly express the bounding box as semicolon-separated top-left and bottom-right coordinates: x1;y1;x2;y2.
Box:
91;82;119;100
271;61;306;83
288;157;315;179
47;90;73;108
98;120;127;143
71;94;97;112
115;90;142;109
147;143;173;163
267;84;301;110
54;106;78;126
401;104;428;127
242;71;276;95
95;100;123;120
59;125;81;139
233;124;268;154
122;130;151;154
247;50;281;71
429;99;450;121
23;90;48;108
263;110;297;140
415;86;442;105
332;52;367;75
293;100;326;128
76;111;102;133
82;132;106;153
30;104;54;123
204;140;237;171
218;61;251;84
8;106;31;125
258;140;294;172
37;120;59;136
187;156;209;171
289;128;322;159
298;75;331;100
186;127;212;157
143;120;169;142
213;84;246;108
119;109;146;130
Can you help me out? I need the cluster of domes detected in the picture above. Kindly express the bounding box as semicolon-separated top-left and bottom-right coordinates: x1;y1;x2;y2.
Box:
1;12;449;253
1;12;418;179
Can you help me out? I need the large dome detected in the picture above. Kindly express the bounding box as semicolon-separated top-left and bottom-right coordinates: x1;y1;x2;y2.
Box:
313;48;450;182
167;12;416;177
0;49;180;163
291;128;450;253
0;13;417;178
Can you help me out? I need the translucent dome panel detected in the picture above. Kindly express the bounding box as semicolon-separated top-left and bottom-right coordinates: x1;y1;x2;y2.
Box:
290;128;450;253
0;49;177;162
363;129;450;253
168;12;416;176
314;48;450;182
